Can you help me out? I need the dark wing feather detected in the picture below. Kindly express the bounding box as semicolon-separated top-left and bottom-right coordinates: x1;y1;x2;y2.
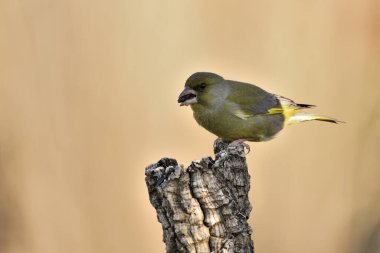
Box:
225;80;281;119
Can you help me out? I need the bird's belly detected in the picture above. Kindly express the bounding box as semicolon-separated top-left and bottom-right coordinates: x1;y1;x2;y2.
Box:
194;110;285;142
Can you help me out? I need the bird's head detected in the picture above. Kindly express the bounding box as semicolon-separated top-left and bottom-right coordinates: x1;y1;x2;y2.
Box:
178;72;225;107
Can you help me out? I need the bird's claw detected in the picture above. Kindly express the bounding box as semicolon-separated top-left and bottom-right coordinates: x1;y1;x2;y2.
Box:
241;143;251;154
228;139;251;154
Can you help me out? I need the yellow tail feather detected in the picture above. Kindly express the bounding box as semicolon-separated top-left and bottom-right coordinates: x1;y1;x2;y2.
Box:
286;112;341;125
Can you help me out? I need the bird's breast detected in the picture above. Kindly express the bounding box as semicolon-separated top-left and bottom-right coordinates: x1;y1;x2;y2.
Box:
192;105;239;139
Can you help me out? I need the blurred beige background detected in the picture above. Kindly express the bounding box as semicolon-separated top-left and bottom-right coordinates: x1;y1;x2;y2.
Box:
0;0;379;252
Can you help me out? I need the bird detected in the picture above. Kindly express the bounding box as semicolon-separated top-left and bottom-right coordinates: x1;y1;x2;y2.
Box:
177;72;341;152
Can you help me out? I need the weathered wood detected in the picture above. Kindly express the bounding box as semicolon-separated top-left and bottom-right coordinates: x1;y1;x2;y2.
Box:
145;140;254;253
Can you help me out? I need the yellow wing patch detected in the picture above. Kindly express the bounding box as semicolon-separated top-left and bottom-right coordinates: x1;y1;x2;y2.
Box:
233;110;253;120
267;107;298;121
233;106;298;121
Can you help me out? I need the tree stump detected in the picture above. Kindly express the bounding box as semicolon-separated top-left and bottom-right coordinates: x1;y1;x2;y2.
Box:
145;140;254;253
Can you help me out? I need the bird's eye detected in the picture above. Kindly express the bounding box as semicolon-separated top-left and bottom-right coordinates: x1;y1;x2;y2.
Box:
199;83;207;90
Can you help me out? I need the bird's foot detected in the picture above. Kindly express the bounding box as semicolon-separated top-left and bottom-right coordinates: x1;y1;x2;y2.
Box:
228;139;251;154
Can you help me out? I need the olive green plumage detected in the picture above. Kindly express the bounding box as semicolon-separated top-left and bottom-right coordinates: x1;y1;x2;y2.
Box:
178;72;339;142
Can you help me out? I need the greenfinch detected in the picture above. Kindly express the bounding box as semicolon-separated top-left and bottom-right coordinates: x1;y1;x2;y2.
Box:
178;72;339;148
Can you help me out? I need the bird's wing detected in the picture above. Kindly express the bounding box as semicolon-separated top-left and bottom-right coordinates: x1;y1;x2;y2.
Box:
225;81;282;120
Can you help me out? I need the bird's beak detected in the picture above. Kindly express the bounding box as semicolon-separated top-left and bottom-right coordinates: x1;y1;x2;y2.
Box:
178;87;198;106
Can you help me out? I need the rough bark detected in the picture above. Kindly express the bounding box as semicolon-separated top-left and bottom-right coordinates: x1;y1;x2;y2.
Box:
145;140;253;253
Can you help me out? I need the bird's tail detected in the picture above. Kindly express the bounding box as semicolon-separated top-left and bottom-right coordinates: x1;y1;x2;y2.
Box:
274;95;343;125
286;112;342;125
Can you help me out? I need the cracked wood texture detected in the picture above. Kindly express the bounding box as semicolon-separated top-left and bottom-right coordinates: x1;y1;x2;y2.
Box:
145;140;254;253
